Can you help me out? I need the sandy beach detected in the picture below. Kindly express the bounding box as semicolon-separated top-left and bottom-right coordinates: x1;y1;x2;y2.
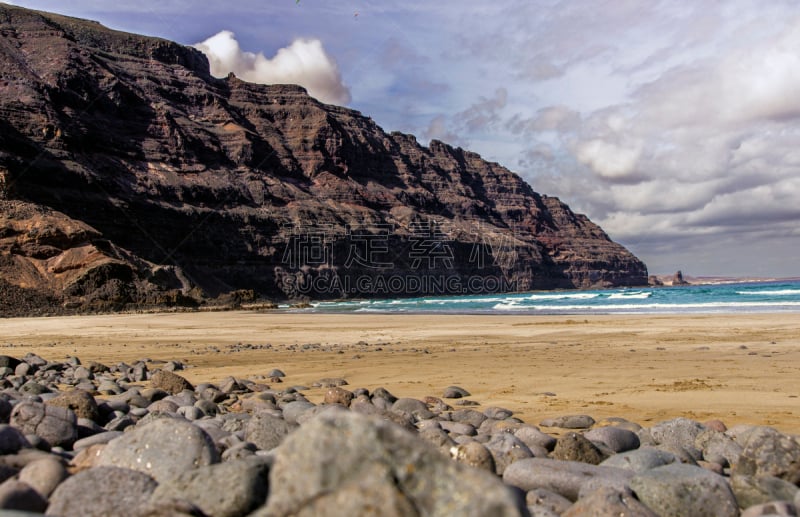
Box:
1;311;798;433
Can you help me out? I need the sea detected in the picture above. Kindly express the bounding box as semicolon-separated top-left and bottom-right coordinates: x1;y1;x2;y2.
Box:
308;280;800;315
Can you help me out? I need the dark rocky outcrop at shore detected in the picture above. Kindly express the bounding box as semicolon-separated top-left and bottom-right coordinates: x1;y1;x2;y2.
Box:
0;3;647;314
0;352;798;515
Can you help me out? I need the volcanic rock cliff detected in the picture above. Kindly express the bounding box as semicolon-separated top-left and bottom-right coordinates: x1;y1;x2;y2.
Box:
0;4;647;314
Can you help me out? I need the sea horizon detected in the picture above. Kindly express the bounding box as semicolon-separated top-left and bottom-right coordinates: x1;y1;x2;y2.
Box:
305;278;800;315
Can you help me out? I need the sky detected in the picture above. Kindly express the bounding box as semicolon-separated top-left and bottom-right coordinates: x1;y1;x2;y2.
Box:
6;0;800;277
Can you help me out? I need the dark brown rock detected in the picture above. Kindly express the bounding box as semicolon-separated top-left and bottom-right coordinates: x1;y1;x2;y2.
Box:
150;370;194;395
46;389;100;421
552;432;608;465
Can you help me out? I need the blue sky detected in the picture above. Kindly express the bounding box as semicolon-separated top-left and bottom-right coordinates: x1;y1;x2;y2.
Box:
7;0;800;277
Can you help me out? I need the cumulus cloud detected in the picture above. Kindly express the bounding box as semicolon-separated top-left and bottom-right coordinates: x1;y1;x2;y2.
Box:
455;88;508;132
194;31;351;105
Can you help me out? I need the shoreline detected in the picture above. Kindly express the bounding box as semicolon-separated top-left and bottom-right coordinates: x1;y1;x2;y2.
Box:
1;311;799;433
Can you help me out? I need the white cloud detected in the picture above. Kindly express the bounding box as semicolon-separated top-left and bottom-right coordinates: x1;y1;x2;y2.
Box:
194;31;351;105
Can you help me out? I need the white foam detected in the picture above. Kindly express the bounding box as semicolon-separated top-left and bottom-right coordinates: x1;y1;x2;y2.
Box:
737;289;800;296
608;292;651;299
527;293;600;301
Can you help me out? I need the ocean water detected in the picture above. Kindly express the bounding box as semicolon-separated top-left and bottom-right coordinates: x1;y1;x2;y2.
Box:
310;280;800;314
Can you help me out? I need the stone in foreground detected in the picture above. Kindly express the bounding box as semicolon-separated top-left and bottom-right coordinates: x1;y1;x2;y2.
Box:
256;410;527;516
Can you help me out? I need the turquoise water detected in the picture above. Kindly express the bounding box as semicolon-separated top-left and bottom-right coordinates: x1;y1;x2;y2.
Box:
310;280;800;314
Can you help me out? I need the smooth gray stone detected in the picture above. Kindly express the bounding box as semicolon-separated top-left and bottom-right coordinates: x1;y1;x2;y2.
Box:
740;501;798;517
450;441;496;472
442;386;470;399
696;429;744;468
734;426;800;484
72;431;124;450
9;401;77;448
515;426;557;452
419;427;456;450
151;458;269;517
0;480;46;513
0;425;30;455
280;400;315;425
563;487;658;517
256;411;527;517
18;457;66;498
450;408;487;428
245;412;295;451
96;418;219;483
47;466;157;517
177;406;204;421
484;407;514;419
630;463;738;517
585;426;641;453
600;446;680;473
390;398;434;420
731;474;799;509
503;457;633;501
648;417;706;461
541;415;595;429
147;399;179;414
295;404;346;426
485;432;534;475
440;420;476;436
525;488;572;515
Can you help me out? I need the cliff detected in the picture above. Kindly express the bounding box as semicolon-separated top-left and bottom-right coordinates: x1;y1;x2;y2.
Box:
0;4;647;314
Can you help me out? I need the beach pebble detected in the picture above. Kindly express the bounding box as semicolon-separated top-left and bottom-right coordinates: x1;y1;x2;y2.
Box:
151;458;269;517
484;406;514;419
552;432;608;465
629;463;738;517
10;401;77;448
485;432;535;475
148;399;179;414
600;447;680;473
731;474;799;509
244;412;295;451
96;418;219;482
541;414;595;429
503;458;633;501
695;429;743;468
740;501;798;517
450;441;496;472
734;426;800;484
564;487;658;517
18;457;67;498
46;389;100;421
260;411;526;517
442;386;471;399
280;400;315;425
150;370;194;395
391;398;434;420
526;488;573;515
585;426;641;453
72;431;124;451
311;377;348;388
451;408;487;428
323;386;354;407
444;421;479;438
514;426;557;452
0;424;31;454
47;466;157;517
648;417;706;461
0;479;48;513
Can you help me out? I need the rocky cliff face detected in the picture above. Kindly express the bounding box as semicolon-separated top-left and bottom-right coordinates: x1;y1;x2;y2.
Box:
0;4;647;313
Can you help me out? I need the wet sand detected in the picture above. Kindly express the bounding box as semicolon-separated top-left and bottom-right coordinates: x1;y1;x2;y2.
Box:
1;311;798;432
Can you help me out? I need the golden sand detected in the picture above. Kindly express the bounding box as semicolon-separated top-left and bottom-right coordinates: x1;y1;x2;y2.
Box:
1;312;798;432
